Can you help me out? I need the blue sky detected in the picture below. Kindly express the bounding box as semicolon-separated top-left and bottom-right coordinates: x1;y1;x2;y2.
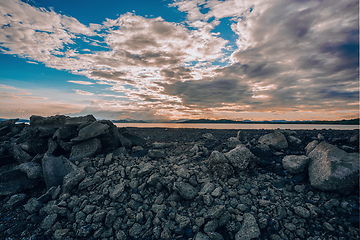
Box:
0;0;358;121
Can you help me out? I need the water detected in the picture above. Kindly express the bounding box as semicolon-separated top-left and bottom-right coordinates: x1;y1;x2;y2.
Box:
114;123;359;130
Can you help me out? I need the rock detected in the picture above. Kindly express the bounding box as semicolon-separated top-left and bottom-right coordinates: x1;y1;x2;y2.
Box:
235;213;260;240
109;181;126;199
70;138;102;160
41;213;58;230
293;206;310;219
17;162;42;179
237;130;248;142
12;145;32;163
4;193;27;209
195;232;210;240
173;182;198;200
199;182;216;195
204;205;225;219
287;135;302;146
30;115;67;126
53;229;70;240
129;223;142;237
148;149;165;159
224;145;257;170
208;151;227;165
62;167;86;193
64;115;96;126
72;121;109;142
227;137;241;148
0;168;42;196
24;197;42;213
308;142;359;194
305;140;319;155
53;126;78;141
282;155;310;174
120;130;146;147
97;120;121;153
42;155;77;189
259;131;288;150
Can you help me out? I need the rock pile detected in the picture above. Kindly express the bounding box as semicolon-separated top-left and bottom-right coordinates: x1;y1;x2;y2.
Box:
0;116;359;240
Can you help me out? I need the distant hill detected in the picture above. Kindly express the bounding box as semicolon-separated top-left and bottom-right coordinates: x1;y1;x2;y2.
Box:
112;119;147;123
181;118;360;125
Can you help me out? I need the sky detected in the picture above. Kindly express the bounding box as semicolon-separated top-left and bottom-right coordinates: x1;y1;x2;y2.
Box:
0;0;359;121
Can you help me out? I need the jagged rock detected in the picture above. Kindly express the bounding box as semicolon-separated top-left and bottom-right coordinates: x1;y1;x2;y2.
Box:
259;131;288;150
224;145;258;170
64;115;96;126
194;232;210;240
308;142;360;194
71;122;109;142
287;135;302;146
148;149;166;159
282;155;310;174
30;115;68;126
208;151;234;178
17;161;42;179
237;130;248;142
209;151;227;165
70;138;102;160
227;137;241;148
235;213;260;240
305;140;319;155
173;182;198;200
97;120;121;153
42;155;77;189
120;130;146;147
0;167;42;196
62;167;86;193
4;193;27;209
53;126;78;141
12;144;33;163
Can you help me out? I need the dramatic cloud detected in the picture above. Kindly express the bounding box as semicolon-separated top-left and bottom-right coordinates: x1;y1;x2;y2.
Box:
0;0;358;120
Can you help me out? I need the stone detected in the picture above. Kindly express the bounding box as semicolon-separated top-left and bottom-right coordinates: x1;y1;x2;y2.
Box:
224;145;258;170
109;181;126;199
24;197;42;213
64;115;96;126
97;120;121;153
211;163;234;179
4;193;27;209
53;126;78;141
62;167;86;193
12;145;32;163
227;137;241;148
0;168;41;196
199;182;216;195
293;206;310;219
208;151;227;165
70;138;102;160
287;135;302;146
41;213;58;230
173;182;198;200
259;131;288;150
305;140;319;155
148;149;166;159
195;232;211;240
42;155;77;189
237;130;248;142
235;213;260;240
17;161;42;179
282;155;310;174
71;121;109;142
30;115;67;126
53;229;70;240
120;130;146;147
205;205;225;219
308;142;359;194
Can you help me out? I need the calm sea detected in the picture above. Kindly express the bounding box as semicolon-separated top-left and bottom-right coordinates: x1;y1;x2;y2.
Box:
114;123;359;130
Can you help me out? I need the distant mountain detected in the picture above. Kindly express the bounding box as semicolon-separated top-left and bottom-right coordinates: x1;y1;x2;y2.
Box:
112;119;147;123
180;118;360;125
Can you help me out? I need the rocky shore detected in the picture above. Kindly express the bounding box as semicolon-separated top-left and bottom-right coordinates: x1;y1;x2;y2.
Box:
0;115;359;240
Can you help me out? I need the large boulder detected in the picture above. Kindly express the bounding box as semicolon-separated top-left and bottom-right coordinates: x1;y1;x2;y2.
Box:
0;167;42;196
307;142;359;194
42;155;78;189
259;131;288;150
30;115;67;126
208;151;234;178
70;138;102;160
282;155;310;174
71;122;109;142
235;213;260;240
97;120;121;153
224;145;258;170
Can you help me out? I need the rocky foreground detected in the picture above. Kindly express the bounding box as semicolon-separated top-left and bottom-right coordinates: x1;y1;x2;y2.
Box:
0;115;359;240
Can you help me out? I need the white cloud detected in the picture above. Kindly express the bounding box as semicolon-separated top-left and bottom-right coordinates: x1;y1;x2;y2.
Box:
68;80;95;85
74;89;94;96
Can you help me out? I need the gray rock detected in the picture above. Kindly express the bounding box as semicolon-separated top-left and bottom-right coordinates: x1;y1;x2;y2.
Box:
24;197;42;213
42;155;77;189
30;115;67;126
173;182;198;200
138;162;154;176
148;149;166;159
4;193;27;209
17;161;42;179
62;167;86;193
224;145;257;170
235;213;260;240
305;140;319;155
12;145;32;163
308;142;359;194
195;232;211;240
97;120;121;153
208;151;227;165
0;168;41;196
109;181;126;199
199;182;216;195
120;130;146;147
282;155;310;174
287;135;302;146
53;126;78;141
70;138;102;160
259;131;288;150
204;205;225;219
71;121;109;142
64;115;96;126
53;229;70;240
41;213;58;230
227;137;241;148
237;130;248;142
293;206;310;219
204;219;218;233
211;163;234;179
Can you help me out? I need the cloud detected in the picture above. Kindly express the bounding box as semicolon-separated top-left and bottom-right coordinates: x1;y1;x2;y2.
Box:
68;80;95;85
0;0;358;120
